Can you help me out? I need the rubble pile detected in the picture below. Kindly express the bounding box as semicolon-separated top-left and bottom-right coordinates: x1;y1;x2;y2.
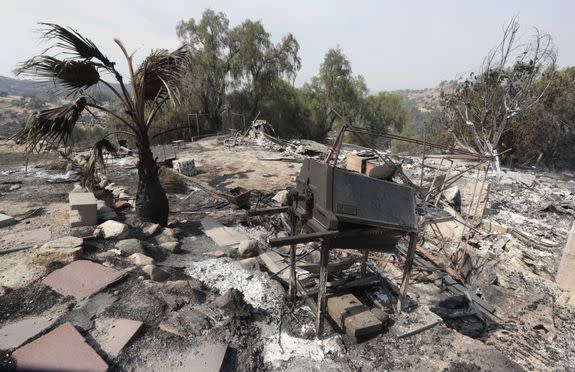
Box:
0;134;574;371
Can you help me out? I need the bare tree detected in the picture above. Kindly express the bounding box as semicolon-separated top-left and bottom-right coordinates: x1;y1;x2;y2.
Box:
441;18;557;171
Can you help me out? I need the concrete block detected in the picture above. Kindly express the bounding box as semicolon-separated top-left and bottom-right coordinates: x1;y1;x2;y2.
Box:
327;293;382;339
173;158;196;176
346;154;377;174
69;192;97;227
92;318;142;358
0;213;16;228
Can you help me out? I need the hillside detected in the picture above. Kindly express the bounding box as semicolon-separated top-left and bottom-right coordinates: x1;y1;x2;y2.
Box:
393;81;456;112
0;76;118;138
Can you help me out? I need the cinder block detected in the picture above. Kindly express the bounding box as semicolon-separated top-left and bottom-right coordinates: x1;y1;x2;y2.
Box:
173;159;196;176
327;293;382;338
365;160;378;175
346;154;377;174
69;192;97;227
0;213;16;228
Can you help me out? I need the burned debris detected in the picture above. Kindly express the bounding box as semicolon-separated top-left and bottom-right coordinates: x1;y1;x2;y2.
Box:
0;114;574;372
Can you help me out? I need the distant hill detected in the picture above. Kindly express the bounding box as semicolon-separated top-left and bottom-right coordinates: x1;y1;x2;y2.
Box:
393;81;456;112
0;76;51;99
0;75;121;101
0;76;120;138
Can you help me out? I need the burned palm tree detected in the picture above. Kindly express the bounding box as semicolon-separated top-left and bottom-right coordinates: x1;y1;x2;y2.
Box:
14;23;186;226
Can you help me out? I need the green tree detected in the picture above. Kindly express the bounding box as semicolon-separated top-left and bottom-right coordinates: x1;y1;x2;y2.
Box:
505;66;575;169
231;20;300;120
176;10;239;131
304;47;367;141
352;92;407;148
251;79;312;139
14;23;186;226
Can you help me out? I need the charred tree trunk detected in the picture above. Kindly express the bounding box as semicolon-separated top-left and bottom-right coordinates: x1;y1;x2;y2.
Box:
136;133;169;226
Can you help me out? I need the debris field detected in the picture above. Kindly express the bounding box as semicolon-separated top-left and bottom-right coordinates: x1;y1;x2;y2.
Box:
0;125;574;371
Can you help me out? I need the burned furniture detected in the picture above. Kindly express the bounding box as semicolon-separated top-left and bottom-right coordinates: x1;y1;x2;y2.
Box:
269;158;419;336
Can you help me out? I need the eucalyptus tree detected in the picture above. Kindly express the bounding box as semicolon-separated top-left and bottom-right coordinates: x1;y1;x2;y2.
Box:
176;10;239;131
231;19;301;120
14;23;187;226
304;47;367;140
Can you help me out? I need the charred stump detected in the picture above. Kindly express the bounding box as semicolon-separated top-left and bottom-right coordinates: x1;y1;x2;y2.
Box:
136;136;169;226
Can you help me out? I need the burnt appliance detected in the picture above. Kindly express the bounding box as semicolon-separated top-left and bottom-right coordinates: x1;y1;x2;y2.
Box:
291;158;417;250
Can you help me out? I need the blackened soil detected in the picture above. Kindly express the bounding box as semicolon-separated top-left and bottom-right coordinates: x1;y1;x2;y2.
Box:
0;282;63;325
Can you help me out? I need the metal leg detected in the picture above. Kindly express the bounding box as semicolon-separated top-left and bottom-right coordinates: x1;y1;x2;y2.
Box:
289;244;297;301
397;232;418;313
360;250;369;277
315;240;330;337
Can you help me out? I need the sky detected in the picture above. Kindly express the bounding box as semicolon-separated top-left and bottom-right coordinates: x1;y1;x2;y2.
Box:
1;0;574;92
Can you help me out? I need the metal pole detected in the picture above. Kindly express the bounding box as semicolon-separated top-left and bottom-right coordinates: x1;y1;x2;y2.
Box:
397;231;418;312
315;240;330;337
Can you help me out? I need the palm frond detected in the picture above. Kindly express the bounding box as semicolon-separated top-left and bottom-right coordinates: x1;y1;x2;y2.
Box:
135;46;187;103
40;23;114;68
15;56;100;95
12;97;88;153
82;138;117;189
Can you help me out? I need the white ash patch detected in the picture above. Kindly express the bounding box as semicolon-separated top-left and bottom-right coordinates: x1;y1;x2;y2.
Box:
186;259;281;311
259;321;343;368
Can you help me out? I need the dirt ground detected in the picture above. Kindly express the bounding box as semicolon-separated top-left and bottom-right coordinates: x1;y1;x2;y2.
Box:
167;137;301;192
1;137;575;371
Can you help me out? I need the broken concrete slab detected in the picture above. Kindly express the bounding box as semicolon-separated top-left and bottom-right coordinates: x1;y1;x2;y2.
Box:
92;318;143;358
556;223;575;293
69;192;98;227
42;260;126;300
201;216;248;247
390;305;443;338
32;236;83;265
0;316;54;350
12;322;108;371
0;227;52;249
60;292;118;331
187;343;229;372
0;213;16;228
327;293;382;339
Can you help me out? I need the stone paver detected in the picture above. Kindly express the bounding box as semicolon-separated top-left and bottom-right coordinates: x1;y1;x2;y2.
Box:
557;223;575;293
0;227;52;249
92;318;143;357
12;322;108;371
0;316;53;350
42;260;126;300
